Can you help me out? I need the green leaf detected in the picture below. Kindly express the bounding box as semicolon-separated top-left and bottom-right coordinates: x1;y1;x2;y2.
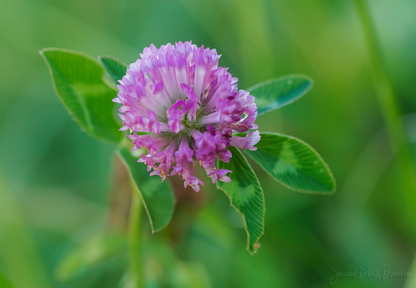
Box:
247;74;313;116
55;232;127;281
40;48;122;143
245;132;336;194
117;147;175;232
99;56;127;85
217;147;265;254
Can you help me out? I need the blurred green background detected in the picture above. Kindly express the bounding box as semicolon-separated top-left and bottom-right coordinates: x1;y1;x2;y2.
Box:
1;0;416;287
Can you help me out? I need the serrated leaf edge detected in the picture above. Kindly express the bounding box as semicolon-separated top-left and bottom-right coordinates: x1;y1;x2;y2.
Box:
216;148;265;254
39;48;120;144
246;132;336;195
247;74;314;116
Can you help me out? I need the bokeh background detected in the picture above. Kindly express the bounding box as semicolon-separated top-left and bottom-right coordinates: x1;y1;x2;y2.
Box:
1;0;416;287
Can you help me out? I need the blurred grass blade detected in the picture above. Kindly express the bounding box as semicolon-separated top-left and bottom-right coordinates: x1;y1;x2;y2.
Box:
40;48;122;143
355;0;416;230
99;56;127;85
247;74;313;116
217;147;265;254
245;132;336;193
404;253;416;288
55;232;127;281
0;175;51;288
117;147;175;232
0;271;14;288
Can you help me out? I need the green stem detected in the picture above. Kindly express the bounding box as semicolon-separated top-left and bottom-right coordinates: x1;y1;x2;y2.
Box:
355;0;416;228
128;180;143;288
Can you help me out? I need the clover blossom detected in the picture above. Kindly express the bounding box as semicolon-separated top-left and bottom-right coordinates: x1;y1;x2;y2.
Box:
114;42;260;192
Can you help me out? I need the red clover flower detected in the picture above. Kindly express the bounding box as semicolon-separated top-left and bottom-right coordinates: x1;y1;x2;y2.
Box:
114;42;260;192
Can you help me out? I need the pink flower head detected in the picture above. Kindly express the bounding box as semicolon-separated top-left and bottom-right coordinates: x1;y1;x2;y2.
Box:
114;42;260;191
